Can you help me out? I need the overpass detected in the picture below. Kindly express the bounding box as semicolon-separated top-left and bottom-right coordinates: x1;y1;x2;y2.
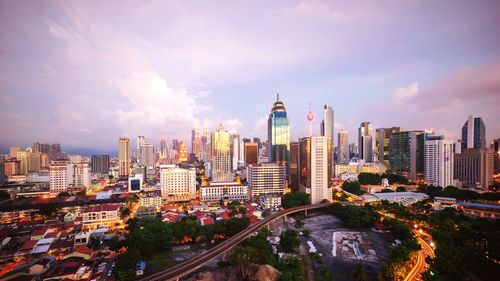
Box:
141;202;331;281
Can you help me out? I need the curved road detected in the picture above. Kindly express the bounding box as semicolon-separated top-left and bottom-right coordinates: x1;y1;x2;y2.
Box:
141;203;331;281
404;234;435;281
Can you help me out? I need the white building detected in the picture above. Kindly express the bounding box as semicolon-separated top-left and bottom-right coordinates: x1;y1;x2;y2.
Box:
49;160;72;196
128;174;143;193
200;181;248;202
82;204;121;229
425;137;454;187
139;143;155;167
139;191;163;210
337;129;349;164
320;105;334;173
259;194;282;210
299;136;332;204
247;163;285;196
211;124;233;182
160;165;197;202
72;162;91;189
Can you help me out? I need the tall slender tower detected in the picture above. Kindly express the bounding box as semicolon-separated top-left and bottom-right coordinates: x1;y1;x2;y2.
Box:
321;105;334;173
306;102;315;137
461;115;486;150
118;137;130;178
211;124;233;182
337;129;349;163
267;89;291;177
358;122;374;163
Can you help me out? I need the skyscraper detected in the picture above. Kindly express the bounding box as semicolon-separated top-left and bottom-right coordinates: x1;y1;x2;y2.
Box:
178;142;188;163
159;139;169;161
389;131;425;181
191;127;203;160
91;155;110;175
321;105;334;173
247;163;286;196
136;136;145;160
16;150;28;175
461;115;486;150
493;138;500;174
139;143;155;166
118;137;130;178
211;124;233;182
425;136;454;187
267;92;290;177
299;136;332;204
337;129;349;163
244;142;259;165
454;148;494;190
9;146;20;158
200;120;212;162
230;131;241;171
358;122;374;163
376;127;402;164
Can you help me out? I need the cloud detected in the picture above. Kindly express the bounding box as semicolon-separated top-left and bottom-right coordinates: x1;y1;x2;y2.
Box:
393;82;419;102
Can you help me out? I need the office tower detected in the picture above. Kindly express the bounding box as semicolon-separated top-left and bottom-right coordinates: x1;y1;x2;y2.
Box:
455;148;494;190
48;144;63;161
9;146;21;158
253;137;262;150
389;131;425;181
200;121;211;162
178;142;188;163
16;150;28;175
425;136;454;187
321;105;334;173
461;115;486;150
72;162;91;188
267;92;291;176
242;138;251;143
138;142;155;166
337;130;349;164
160;165;197;202
49;160;72;196
376;127;402;164
136;136;145;159
172;139;180;152
192;127;203;160
118;137;130;178
244;142;259;165
159;139;168;161
493;138;500;174
4;159;20;176
247;163;286;196
211;124;233;182
40;153;49;170
349;143;357;159
91;155;110;174
290;142;299;192
299;136;332;204
358;122;374;163
230;132;240;171
27;152;41;173
0;160;4;185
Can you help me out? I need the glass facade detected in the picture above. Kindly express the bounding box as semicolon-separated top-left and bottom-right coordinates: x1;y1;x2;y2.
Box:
461;116;486;150
267;95;291;177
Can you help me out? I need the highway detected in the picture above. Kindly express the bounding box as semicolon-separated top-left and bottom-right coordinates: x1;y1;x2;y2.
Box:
140;203;331;281
404;232;435;281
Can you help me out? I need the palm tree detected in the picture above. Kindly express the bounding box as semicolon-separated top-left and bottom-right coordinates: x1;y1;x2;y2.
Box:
353;264;371;281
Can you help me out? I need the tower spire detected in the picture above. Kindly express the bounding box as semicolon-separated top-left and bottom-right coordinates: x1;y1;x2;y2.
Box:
306;100;315;137
276;82;280;102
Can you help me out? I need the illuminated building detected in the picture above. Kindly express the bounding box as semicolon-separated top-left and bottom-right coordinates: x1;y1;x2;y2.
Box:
27;152;41;173
461;115;486;150
337;130;349;164
230;131;241;171
244;142;259;165
211;124;233;182
201;121;212;162
49;160;72;196
200;181;248;202
493;138;500;174
139;142;155;166
136;135;145;160
454;148;494;190
159;139;169;162
290;142;299;192
358;122;374;163
4;158;20;176
178;142;188;163
82;204;121;229
128;173;143;193
320;105;334;173
16;150;29;175
389;131;425;181
9;146;21;158
299;136;332;204
247;163;286;196
192;127;203;160
267;91;290;177
160;165;196;202
376;127;401;164
118;137;130;178
425;136;454;187
72;162;91;189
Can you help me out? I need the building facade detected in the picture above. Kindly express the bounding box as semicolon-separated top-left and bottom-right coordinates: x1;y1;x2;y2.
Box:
454;148;494;190
247;163;286;196
425;137;454;187
389;131;425;181
267;93;291;177
200;181;248;202
118;137;130;178
358;122;374;163
160;165;197;202
49;160;72;196
337;130;349;164
461;115;486;150
376;127;401;164
244;142;259;165
211;124;233;182
90;155;110;175
321;105;334;172
299;136;332;204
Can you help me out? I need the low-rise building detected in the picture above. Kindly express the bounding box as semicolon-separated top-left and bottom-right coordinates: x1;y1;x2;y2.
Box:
432;197;458;211
362;192;428;206
259;194;282;210
200;181;248;202
82;204;121;229
459;202;500;219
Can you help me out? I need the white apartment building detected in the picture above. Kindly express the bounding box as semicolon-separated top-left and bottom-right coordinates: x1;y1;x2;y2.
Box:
299;136;332;204
160;165;197;202
200;181;248;202
49;160;72;196
72;162;91;188
247;163;285;196
82;204;121;229
425;137;454;187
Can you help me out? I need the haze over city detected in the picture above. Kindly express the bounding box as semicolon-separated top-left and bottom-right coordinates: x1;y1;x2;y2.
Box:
1;0;499;152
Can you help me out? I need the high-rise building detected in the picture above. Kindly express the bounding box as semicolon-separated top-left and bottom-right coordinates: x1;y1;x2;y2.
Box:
454;148;494;190
159;139;169;161
118;137;130;178
358;122;374;163
493;138;500;174
9;146;21;159
31;143;64;160
337;130;349;164
349;143;357;159
230;132;241;171
0;160;5;185
160;165;196;202
40;153;49;170
4;158;20;176
290;141;299;192
172;139;180;152
461;115;486;150
27;152;41;173
244;142;259;165
425;136;454;187
321;105;334;174
376;127;402;164
49;160;72;196
72;162;91;188
247;163;286;196
139;143;155;166
200;120;212;162
389;131;425;181
16;150;29;175
178;142;188;163
211;124;233;182
136;136;146;160
91;155;110;174
299;136;332;204
192;127;203;161
267;92;290;177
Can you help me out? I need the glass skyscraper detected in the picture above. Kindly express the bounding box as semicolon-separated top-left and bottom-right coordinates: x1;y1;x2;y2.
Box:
461;115;486;150
267;93;290;177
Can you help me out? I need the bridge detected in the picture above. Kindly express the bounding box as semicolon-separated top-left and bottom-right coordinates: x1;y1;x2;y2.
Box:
141;202;331;281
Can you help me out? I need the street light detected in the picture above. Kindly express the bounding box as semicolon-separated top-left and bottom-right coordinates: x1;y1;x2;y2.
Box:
414;224;418;229
430;241;435;247
419;228;423;234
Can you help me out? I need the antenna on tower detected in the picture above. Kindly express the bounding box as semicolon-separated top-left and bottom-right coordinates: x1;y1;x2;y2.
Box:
306;100;315;137
276;82;280;102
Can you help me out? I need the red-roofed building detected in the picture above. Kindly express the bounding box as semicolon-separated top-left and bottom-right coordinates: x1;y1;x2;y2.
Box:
63;245;94;260
19;240;38;253
31;228;49;240
199;216;214;226
82;204;121;229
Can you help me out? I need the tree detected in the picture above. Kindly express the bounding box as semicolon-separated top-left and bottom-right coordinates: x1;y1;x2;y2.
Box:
38;204;58;218
279;229;300;253
302;229;310;237
225;217;250;236
115;247;140;281
329;204;373;228
396;186;406;192
230;246;259;279
341;181;364;195
379;188;394;193
0;190;10;201
57;191;70;197
282;192;310;209
353;264;371;281
121;208;131;217
357;173;381;185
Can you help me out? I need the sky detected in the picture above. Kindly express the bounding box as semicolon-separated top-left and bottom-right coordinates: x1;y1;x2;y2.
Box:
1;0;499;152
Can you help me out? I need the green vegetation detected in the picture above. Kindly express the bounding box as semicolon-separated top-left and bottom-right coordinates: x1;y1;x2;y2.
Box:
279;229;300;253
358;172;382;185
375;200;414;219
396;186;407;192
379;188;394;193
0;190;10;201
277;256;306;281
328;203;374;228
353;264;371;281
382;173;409;184
422;208;500;281
282;192;310;209
341;181;364;195
417;185;500;201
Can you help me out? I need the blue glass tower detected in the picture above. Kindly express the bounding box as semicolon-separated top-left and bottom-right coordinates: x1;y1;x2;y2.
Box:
267;92;290;177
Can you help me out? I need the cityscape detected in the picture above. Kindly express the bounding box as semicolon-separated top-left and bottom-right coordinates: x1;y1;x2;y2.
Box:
1;1;499;281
